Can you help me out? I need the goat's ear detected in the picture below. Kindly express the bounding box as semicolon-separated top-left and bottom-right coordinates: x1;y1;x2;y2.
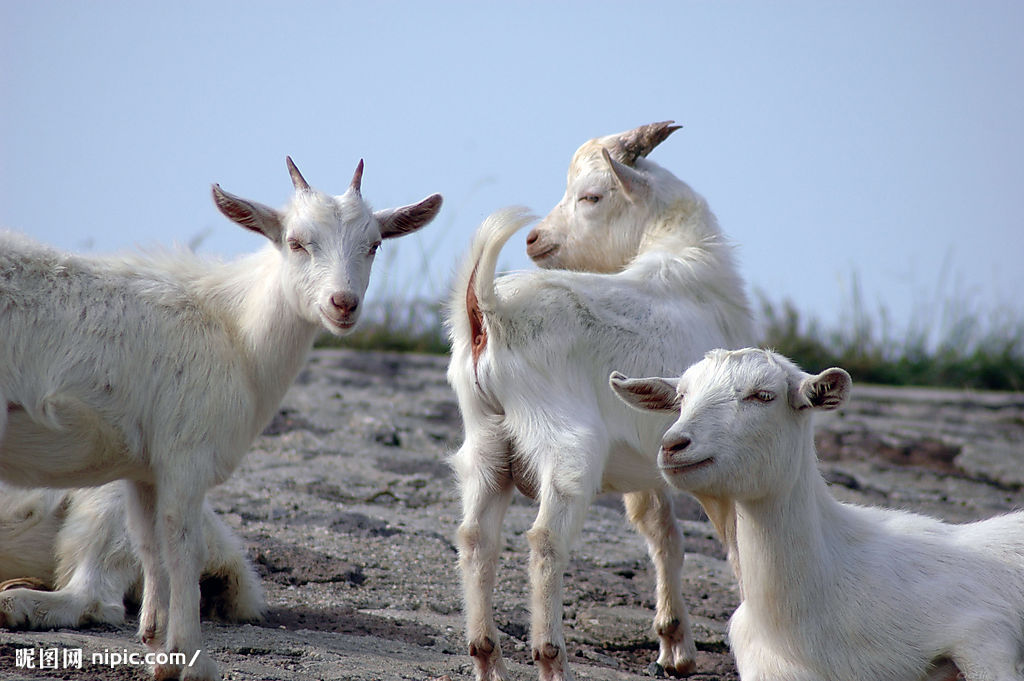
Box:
375;194;443;240
609;372;682;413
211;184;284;244
792;368;851;411
602;148;648;201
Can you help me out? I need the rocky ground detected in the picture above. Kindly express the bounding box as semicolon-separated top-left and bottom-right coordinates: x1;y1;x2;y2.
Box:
3;348;1023;681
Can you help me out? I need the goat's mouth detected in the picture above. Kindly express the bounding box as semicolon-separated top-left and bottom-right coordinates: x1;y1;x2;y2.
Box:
527;242;560;264
319;310;358;334
660;457;714;475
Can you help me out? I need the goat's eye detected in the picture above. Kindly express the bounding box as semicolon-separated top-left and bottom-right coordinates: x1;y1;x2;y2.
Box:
287;238;308;254
746;390;775;403
368;241;381;258
578;193;602;204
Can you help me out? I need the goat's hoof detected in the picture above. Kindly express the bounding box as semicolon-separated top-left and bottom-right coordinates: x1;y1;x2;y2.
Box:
532;642;561;662
161;649;218;681
468;638;509;681
661;659;697;677
655;651;697;677
153;658;183;681
469;635;496;657
532;641;572;681
0;596;30;630
655;617;697;676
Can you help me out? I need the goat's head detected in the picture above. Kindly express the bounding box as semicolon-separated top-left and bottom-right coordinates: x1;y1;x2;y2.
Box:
610;349;851;500
526;120;681;272
212;158;442;335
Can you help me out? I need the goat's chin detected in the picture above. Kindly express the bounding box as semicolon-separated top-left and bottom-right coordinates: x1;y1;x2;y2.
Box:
319;313;358;336
528;244;562;268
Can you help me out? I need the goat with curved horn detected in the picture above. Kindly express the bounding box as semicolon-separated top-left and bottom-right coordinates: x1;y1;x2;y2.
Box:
606;120;682;166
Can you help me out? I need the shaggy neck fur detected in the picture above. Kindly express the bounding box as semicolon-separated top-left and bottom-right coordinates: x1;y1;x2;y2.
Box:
180;246;321;432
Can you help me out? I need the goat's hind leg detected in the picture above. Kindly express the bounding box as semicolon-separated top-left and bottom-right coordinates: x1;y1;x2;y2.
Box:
624;489;697;676
198;499;265;622
453;436;515;681
528;472;599;681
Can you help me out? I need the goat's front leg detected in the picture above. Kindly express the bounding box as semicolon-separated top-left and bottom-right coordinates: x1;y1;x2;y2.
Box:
154;481;217;681
125;481;168;649
527;478;593;681
624;489;697;676
454;439;515;681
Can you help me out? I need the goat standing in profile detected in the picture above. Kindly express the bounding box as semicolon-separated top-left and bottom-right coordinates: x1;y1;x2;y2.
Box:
447;122;753;680
0;158;441;680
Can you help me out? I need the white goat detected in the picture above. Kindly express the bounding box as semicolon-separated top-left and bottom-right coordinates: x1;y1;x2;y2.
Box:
0;481;264;630
0;158;441;681
447;122;753;680
612;348;1024;681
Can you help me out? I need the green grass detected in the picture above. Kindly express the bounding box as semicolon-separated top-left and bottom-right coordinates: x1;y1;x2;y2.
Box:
757;278;1024;392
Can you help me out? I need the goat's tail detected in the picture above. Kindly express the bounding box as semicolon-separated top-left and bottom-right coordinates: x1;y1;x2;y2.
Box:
467;207;534;310
447;207;534;360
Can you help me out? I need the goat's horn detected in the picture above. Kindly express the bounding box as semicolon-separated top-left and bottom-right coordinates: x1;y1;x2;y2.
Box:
608;120;682;166
349;159;364;195
286;156;310;191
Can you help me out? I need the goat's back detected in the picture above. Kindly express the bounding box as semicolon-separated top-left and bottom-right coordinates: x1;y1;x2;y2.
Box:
456;248;752;484
0;233;259;468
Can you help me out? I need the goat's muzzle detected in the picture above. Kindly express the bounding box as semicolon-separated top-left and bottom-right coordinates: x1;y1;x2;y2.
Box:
661;434;691;455
331;292;359;317
659;434;712;473
321;292;360;331
525;228;560;264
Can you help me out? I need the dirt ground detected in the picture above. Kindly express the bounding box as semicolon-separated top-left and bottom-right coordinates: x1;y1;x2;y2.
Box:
3;348;1023;681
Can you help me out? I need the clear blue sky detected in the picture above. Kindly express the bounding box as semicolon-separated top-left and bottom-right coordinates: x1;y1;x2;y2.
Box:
3;1;1022;341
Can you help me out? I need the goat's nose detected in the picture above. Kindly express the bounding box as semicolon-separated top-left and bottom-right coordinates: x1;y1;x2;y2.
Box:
661;434;692;455
331;292;359;317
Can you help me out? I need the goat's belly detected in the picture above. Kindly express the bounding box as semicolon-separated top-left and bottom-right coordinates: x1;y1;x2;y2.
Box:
0;406;145;488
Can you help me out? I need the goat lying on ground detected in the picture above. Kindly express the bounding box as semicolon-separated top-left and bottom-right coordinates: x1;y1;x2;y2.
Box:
447;121;753;680
0;158;441;680
612;348;1024;681
0;481;264;629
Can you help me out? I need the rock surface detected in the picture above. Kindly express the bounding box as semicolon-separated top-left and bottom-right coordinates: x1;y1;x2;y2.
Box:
3;349;1023;680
